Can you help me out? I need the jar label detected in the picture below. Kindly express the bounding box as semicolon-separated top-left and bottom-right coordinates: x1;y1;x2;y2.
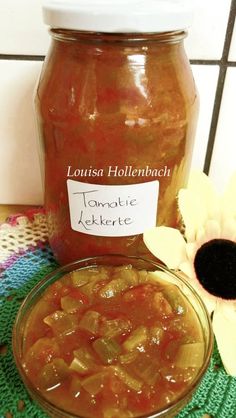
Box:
67;179;159;237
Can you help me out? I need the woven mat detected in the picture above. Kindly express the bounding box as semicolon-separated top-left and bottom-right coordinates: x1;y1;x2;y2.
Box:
0;210;236;418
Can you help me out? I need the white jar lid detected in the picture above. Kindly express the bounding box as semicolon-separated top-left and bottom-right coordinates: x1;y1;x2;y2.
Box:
42;0;194;33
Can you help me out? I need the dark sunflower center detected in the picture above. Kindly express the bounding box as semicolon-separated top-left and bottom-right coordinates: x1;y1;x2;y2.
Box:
194;239;236;300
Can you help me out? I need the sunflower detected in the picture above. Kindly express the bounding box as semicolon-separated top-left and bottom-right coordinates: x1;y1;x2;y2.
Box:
144;171;236;376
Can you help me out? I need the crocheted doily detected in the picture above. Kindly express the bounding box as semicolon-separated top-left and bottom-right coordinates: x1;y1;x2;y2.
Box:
0;210;236;418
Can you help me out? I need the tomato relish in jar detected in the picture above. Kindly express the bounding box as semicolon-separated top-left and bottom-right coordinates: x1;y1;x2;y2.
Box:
36;0;199;264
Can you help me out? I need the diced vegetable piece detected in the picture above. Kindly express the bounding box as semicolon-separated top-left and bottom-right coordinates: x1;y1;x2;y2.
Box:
23;338;60;374
113;266;139;286
153;292;172;316
61;296;84;313
93;338;121;364
71;272;90;288
79;281;97;298
137;270;148;284
123;286;148;302
43;311;78;336
99;266;139;298
119;351;138;365
111;365;143;392
175;343;205;368
163;285;187;315
99;278;129;298
37;358;69;391
71;267;109;288
79;310;101;335
70;377;81;399
133;357;160;386
69;347;97;375
123;326;148;351
100;318;131;338
80;277;110;299
24;299;58;349
81;372;107;395
104;408;133;418
150;326;164;345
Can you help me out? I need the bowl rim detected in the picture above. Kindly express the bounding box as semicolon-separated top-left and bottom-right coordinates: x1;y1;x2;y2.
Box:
12;254;214;418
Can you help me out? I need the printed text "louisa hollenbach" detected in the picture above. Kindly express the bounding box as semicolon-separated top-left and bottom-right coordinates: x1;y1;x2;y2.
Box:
67;165;171;178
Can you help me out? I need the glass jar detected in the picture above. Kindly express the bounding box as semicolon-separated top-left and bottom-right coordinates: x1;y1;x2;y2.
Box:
36;0;199;264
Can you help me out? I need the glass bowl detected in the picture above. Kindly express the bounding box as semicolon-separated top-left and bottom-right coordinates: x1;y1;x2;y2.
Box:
13;255;213;418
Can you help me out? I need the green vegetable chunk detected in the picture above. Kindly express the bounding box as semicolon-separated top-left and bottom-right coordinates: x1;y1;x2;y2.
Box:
71;267;109;288
134;357;160;386
111;365;143;392
81;372;107;395
43;311;78;336
37;358;69;391
79;310;101;335
175;342;205;368
61;296;83;313
150;326;164;345
163;285;187;315
100;318;131;338
119;351;138;365
93;337;121;364
69;347;97;374
123;326;148;351
99;265;138;298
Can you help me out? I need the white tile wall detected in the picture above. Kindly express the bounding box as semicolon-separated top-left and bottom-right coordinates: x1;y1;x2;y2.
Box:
209;68;236;192
191;65;219;170
229;18;236;61
0;60;43;204
0;0;50;55
186;0;232;60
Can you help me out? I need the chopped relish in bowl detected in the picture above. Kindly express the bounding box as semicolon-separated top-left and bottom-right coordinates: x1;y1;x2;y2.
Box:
21;265;205;418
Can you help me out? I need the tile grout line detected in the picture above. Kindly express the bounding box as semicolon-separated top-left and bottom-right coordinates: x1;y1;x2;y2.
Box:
0;54;45;61
0;56;236;65
203;0;236;174
190;59;236;67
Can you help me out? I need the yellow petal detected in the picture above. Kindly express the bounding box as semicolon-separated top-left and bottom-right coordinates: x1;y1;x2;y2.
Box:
188;171;218;209
217;299;236;319
213;306;236;376
221;172;236;218
143;226;187;269
185;243;197;261
205;219;221;240
179;261;195;279
221;217;236;241
178;171;219;240
178;189;208;241
196;226;207;246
